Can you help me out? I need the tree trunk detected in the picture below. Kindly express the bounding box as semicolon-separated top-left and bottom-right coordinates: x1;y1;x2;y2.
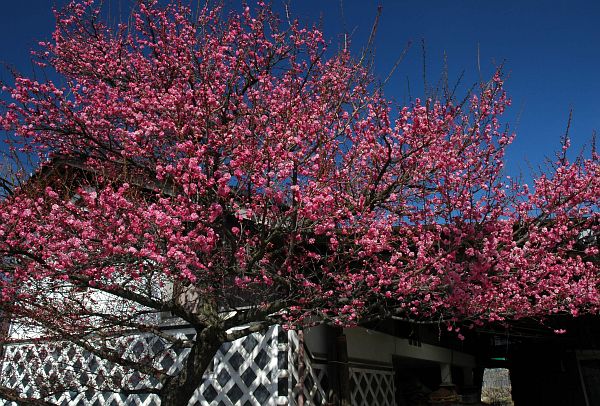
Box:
160;326;225;406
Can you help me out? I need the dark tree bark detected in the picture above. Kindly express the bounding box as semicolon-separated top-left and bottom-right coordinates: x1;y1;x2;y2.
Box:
160;326;225;406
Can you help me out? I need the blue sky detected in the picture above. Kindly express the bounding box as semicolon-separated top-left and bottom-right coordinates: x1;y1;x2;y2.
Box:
1;1;599;181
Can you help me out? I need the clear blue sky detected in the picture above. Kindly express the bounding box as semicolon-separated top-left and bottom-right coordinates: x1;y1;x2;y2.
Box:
1;1;599;181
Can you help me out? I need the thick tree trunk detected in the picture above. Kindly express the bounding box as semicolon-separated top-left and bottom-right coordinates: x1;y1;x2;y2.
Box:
160;326;225;406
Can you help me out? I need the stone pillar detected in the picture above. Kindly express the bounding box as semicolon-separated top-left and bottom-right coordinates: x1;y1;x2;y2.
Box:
440;363;453;385
429;363;460;405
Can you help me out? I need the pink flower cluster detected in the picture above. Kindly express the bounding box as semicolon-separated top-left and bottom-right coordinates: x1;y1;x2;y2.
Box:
0;0;598;335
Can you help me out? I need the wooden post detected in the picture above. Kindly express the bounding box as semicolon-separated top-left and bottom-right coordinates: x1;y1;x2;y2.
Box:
326;326;351;406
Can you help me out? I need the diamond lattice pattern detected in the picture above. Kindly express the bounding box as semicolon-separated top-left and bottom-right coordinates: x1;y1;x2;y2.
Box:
0;327;281;405
349;367;396;406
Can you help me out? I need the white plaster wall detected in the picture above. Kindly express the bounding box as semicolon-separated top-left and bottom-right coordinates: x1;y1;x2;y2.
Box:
303;325;475;368
343;327;476;367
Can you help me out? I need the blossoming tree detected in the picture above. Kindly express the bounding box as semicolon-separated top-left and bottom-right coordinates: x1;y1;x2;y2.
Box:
0;0;598;404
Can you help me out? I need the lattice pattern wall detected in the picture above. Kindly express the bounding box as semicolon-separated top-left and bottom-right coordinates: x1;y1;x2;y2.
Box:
349;367;396;406
0;326;283;406
287;331;329;406
0;332;191;406
187;326;280;405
